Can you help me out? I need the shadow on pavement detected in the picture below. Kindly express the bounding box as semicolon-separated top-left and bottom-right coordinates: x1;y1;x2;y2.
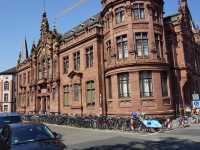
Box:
79;137;200;150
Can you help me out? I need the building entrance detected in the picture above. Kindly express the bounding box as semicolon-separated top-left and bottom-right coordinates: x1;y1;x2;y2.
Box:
38;96;50;114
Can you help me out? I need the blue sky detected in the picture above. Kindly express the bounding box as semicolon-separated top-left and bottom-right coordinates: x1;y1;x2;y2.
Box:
0;0;199;72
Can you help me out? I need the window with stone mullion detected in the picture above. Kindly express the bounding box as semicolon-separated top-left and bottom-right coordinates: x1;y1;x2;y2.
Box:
86;47;93;68
117;35;128;59
74;52;80;71
64;86;69;106
63;57;69;74
133;4;145;20
135;33;149;58
115;7;125;24
86;81;95;105
140;71;153;97
118;73;129;98
74;84;81;101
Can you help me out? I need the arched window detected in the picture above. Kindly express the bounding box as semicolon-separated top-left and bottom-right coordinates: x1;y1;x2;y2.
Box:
4;81;9;91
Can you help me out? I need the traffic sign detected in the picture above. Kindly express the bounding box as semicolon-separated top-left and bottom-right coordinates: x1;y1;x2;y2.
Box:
192;101;200;109
192;94;199;101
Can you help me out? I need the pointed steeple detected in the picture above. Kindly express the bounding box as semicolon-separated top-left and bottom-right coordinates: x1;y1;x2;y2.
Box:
18;38;29;64
31;40;36;54
41;11;49;33
178;0;188;13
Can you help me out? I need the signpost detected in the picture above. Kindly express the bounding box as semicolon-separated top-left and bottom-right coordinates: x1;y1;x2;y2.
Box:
192;93;199;101
192;92;200;109
192;101;200;109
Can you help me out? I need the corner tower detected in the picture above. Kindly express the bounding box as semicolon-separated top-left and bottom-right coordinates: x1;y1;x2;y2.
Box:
101;0;174;117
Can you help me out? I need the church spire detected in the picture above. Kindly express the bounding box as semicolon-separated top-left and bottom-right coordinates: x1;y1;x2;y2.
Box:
178;0;188;13
18;38;29;64
40;11;49;34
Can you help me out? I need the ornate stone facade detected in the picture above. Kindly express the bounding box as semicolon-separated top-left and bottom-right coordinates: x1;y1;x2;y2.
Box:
16;0;200;117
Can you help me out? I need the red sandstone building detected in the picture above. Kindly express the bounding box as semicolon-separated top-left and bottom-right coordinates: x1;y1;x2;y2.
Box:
16;0;200;117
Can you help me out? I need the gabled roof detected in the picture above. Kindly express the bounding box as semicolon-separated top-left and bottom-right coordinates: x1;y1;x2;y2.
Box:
0;67;16;75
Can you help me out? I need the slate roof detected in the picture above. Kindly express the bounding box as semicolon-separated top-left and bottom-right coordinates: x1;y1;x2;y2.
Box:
0;67;16;75
63;13;101;39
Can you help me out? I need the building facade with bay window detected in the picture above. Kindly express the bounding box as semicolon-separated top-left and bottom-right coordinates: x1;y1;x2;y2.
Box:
16;0;200;117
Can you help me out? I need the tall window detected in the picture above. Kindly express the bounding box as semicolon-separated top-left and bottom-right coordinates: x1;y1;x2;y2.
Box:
86;81;95;105
86;47;93;68
133;4;145;20
155;34;161;58
4;81;9;91
140;71;153;97
135;32;149;57
3;105;8;112
104;17;110;30
153;9;161;23
63;57;69;74
23;73;26;85
117;35;128;59
118;73;129;98
74;51;80;71
74;84;81;101
4;93;9;102
47;58;51;79
28;71;30;84
27;93;30;106
107;76;112;99
161;72;168;97
43;59;47;79
115;7;125;24
106;40;111;63
38;62;42;80
64;86;69;106
19;75;22;86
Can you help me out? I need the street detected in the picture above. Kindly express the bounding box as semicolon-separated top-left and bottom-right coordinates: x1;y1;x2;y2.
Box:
48;124;200;150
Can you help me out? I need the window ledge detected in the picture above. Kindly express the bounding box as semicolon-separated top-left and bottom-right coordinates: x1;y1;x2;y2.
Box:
87;102;95;107
141;97;154;101
71;105;82;109
119;97;131;102
162;96;170;99
132;20;149;24
113;23;128;29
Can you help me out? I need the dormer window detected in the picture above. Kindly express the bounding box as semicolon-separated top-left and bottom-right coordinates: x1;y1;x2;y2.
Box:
115;7;125;24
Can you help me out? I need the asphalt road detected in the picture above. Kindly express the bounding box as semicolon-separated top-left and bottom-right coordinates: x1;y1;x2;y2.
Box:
48;124;200;150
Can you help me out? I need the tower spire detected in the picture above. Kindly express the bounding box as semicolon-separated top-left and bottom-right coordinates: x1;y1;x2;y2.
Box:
178;0;188;13
43;0;46;12
18;38;29;64
40;11;49;34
